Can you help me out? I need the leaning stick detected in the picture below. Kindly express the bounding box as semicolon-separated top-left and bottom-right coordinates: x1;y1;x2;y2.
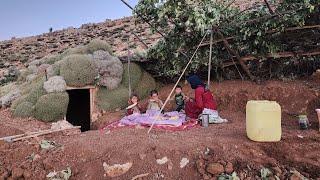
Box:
131;173;149;180
0;129;54;142
147;32;209;134
12;126;81;142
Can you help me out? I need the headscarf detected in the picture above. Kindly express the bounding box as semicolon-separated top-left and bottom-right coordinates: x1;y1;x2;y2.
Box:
187;75;204;89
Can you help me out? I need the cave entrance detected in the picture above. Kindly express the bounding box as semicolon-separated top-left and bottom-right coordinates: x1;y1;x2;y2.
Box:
66;86;95;132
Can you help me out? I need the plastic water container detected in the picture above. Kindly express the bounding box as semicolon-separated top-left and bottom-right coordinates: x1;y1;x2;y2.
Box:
246;100;282;142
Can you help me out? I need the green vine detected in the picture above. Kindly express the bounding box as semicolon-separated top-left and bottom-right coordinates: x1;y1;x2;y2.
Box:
134;0;320;80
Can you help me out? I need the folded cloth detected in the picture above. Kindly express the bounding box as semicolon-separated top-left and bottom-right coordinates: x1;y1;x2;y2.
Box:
199;108;228;124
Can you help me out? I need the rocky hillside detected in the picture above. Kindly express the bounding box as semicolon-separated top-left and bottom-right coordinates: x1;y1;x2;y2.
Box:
0;16;160;65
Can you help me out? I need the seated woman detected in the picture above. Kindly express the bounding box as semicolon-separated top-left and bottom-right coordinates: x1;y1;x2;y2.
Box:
185;75;217;119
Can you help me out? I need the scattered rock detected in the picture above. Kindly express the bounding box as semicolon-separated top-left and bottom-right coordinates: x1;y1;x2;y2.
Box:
0;169;9;179
42;158;53;170
196;159;206;175
0;89;20;108
103;162;132;178
290;169;306;180
26;74;36;82
23;170;32;179
167;161;173;170
179;158;189;168
139;153;146;160
225;162;234;174
11;167;24;179
272;166;282;176
46;167;72;180
206;163;224;175
156;157;168;165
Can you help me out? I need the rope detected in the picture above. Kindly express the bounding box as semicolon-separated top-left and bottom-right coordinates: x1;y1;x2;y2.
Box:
147;31;209;134
127;38;132;98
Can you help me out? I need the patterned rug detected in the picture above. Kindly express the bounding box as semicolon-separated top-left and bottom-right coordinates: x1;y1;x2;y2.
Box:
101;119;199;132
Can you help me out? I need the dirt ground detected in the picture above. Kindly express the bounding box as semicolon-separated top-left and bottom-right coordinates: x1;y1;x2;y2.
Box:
0;80;320;180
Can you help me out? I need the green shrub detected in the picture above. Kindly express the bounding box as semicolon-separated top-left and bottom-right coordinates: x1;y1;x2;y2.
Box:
24;79;46;104
34;92;69;122
135;72;156;99
121;63;142;89
41;54;62;65
0;83;17;97
86;39;113;54
60;54;98;87
20;75;46;95
60;46;88;57
10;95;28;111
97;86;129;111
13;102;34;118
17;69;33;83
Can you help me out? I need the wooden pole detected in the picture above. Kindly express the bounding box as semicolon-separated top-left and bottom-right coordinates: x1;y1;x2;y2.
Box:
207;29;213;88
214;28;255;80
147;32;209;134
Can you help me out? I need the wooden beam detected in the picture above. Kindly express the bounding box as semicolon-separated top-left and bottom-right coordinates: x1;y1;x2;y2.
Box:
214;27;255;80
222;49;320;68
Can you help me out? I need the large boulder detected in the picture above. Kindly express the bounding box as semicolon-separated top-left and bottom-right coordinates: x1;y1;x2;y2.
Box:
43;76;67;93
93;50;123;90
0;89;20;108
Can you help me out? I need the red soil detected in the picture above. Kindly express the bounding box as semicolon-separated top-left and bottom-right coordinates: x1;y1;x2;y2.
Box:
0;80;320;179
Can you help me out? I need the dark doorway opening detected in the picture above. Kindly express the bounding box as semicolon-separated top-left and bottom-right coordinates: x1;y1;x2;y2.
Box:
66;89;91;132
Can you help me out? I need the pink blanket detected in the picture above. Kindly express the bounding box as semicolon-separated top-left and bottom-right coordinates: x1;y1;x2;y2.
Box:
101;110;199;132
120;110;186;126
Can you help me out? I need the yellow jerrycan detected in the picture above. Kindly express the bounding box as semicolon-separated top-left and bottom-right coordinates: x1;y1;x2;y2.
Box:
246;100;281;142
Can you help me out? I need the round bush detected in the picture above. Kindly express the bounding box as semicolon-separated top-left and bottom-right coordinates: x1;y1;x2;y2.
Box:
61;46;88;57
86;39;113;54
60;54;98;87
10;95;28;111
13;102;34;118
25;80;46;104
34;92;69;122
121;63;142;89
17;69;32;83
135;72;157;99
40;54;62;65
97;86;129;111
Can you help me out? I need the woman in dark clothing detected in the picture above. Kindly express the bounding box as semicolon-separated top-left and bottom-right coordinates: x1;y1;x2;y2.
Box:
185;75;217;119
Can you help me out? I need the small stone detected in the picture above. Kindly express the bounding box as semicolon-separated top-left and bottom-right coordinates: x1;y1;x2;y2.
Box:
12;167;24;179
0;169;9;179
203;174;211;180
139;153;146;160
206;163;224;175
272;166;282;176
42;159;53;170
156;157;168;165
225;162;234;174
180;158;189;168
167;161;173;170
23;170;32;179
196;159;206;175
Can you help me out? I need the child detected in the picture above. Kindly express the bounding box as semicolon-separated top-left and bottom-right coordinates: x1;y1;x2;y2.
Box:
147;90;164;111
174;85;186;112
126;94;142;115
